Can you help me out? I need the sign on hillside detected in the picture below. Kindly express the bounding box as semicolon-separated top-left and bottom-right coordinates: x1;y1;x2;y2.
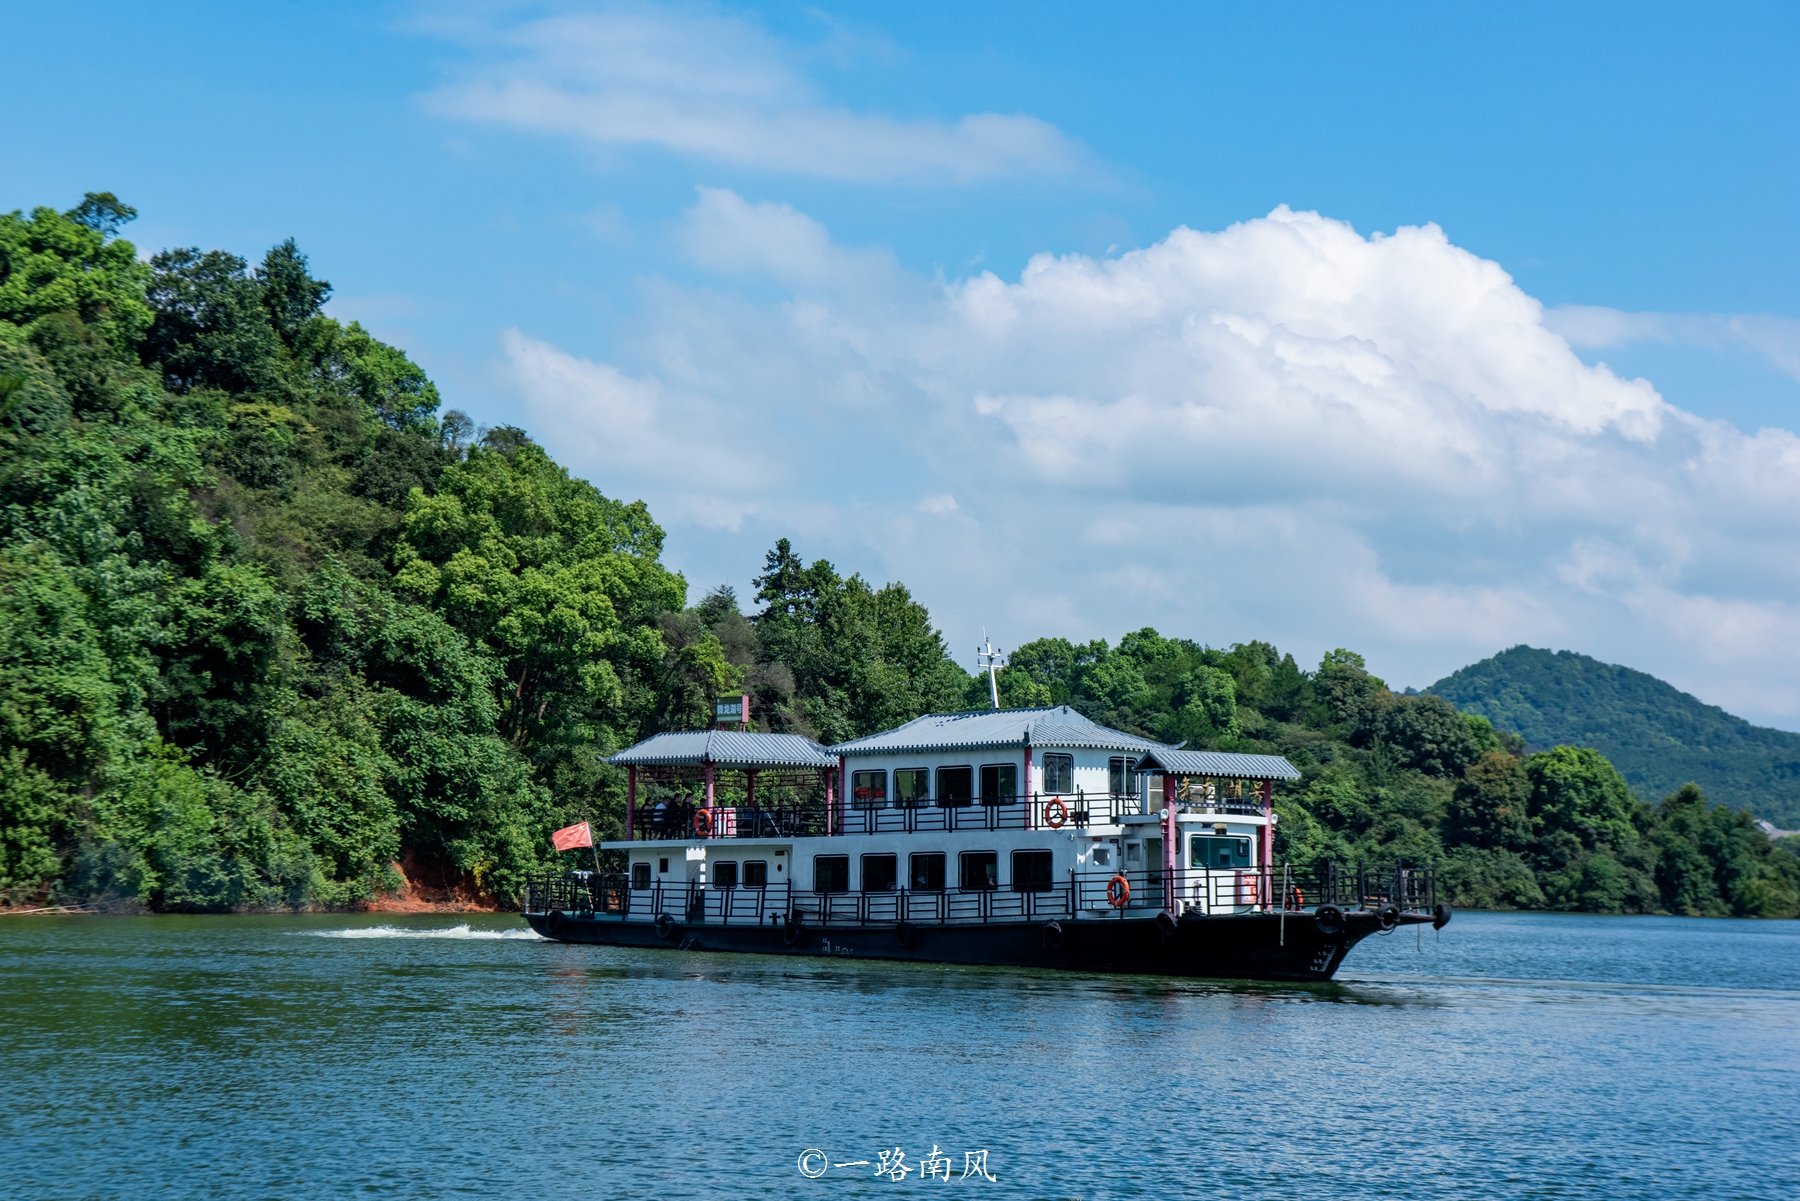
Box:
715;694;750;727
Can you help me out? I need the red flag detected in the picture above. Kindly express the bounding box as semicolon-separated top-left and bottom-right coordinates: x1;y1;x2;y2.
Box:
551;821;592;852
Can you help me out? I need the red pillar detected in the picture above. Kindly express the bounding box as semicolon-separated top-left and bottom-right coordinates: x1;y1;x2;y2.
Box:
704;760;715;839
627;766;636;842
837;756;848;836
1023;742;1033;827
1260;778;1275;908
1162;773;1178;913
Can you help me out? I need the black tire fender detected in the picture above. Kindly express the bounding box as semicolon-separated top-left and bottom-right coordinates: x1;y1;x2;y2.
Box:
654;912;676;939
543;909;563;934
896;919;914;948
1154;909;1179;936
1433;901;1454;930
1377;903;1401;931
781;913;801;946
1314;904;1345;936
1041;919;1065;949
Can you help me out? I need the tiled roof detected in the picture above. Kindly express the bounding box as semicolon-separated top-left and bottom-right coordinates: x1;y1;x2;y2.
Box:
1131;747;1301;781
831;706;1165;757
607;731;837;769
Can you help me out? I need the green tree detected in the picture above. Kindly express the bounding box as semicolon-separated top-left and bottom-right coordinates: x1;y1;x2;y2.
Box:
393;438;683;809
0;198;153;359
1526;745;1637;848
1167;665;1240;745
1372;694;1480;778
1316;648;1384;725
752;539;968;743
1449;751;1533;849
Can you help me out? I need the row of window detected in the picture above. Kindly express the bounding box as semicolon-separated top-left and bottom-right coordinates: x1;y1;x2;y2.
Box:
630;860;775;889
813;851;1054;892
847;756;1144;808
850;757;1077;808
626;839;1249;892
628;852;1055;892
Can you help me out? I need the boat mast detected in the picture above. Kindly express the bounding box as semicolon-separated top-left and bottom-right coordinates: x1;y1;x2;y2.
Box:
977;634;1006;709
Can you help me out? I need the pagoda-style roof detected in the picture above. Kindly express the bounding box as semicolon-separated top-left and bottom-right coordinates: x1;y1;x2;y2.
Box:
1131;747;1301;781
831;706;1164;758
607;730;837;770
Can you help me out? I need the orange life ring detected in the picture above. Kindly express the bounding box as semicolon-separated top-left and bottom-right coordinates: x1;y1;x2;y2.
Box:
693;808;713;837
1106;874;1130;908
1044;798;1068;829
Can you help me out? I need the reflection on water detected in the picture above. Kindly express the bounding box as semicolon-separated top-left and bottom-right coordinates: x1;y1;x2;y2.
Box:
1;910;1795;1199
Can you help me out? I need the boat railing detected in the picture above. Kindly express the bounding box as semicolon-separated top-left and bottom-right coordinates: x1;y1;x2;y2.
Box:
628;792;1272;842
632;804;827;841
837;793;1105;834
1106;794;1266;819
523;863;1438;924
1068;865;1439;916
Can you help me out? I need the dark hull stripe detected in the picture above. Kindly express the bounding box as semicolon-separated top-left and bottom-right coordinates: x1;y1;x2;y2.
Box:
522;911;1429;981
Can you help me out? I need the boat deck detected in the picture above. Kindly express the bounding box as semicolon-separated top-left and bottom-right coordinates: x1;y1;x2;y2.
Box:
525;864;1440;929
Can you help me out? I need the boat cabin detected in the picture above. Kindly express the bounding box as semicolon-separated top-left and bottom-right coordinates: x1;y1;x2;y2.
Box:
599;707;1302;923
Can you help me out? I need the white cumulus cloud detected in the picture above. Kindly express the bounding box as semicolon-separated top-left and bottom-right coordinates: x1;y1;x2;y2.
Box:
503;195;1800;729
421;6;1085;184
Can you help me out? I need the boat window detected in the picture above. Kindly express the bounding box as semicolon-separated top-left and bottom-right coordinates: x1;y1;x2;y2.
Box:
909;852;946;891
1012;850;1053;892
814;855;849;893
1091;846;1112;868
862;854;898;892
742;860;767;888
1043;753;1074;793
658;857;669;874
894;768;929;809
712;861;738;889
979;763;1018;805
631;862;651;889
1125;842;1142;864
852;769;887;809
1108;757;1136;796
959;851;998;891
1190;836;1251;869
936;766;973;807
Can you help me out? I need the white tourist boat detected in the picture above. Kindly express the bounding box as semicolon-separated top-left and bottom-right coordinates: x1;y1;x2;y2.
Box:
523;701;1449;980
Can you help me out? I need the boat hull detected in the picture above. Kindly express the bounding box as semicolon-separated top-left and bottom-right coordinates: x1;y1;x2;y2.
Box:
522;908;1434;981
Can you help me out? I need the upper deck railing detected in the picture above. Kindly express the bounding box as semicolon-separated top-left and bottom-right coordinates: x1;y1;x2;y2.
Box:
525;863;1437;925
630;791;1267;841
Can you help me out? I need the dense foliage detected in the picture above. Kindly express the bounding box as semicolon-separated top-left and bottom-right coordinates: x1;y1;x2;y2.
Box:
1431;646;1800;828
988;636;1800;917
2;195;1793;917
0;197;690;908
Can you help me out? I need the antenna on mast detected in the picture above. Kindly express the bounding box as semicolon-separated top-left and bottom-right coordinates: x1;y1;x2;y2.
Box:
976;634;1006;710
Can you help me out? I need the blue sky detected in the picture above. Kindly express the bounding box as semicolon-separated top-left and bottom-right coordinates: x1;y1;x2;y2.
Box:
6;1;1800;725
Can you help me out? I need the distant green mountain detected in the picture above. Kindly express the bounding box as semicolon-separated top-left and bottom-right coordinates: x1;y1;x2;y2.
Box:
1429;647;1800;828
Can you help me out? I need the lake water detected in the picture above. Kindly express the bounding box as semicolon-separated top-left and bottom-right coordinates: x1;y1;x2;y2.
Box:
2;910;1795;1200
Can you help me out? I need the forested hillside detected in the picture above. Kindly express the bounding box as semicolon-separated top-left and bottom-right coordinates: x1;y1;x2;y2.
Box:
2;195;1794;918
985;638;1799;917
0;195;964;910
1430;647;1800;828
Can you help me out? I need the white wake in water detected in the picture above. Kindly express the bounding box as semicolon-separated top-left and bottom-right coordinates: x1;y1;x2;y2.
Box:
309;923;544;941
